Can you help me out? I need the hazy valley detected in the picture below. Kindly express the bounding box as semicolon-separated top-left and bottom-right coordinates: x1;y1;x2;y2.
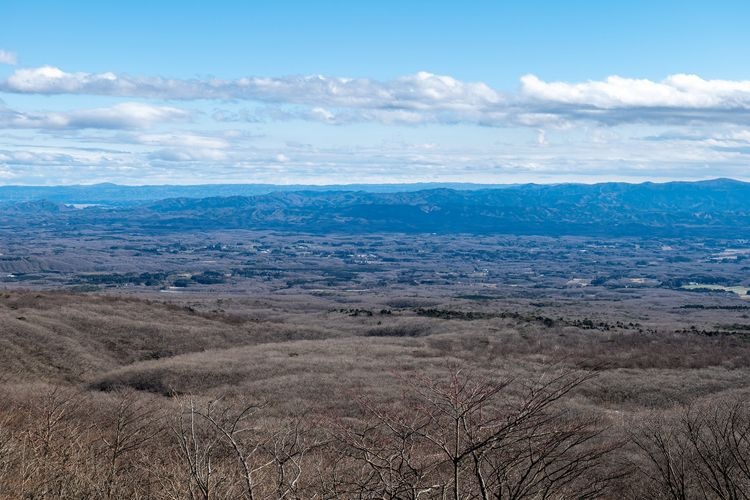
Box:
0;181;749;498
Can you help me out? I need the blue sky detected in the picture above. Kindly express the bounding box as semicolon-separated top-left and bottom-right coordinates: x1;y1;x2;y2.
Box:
2;1;750;185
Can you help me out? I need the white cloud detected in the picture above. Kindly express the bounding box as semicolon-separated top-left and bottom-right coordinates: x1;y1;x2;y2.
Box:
7;63;750;184
5;66;119;93
0;149;76;165
148;148;227;162
134;132;229;149
0;102;190;130
519;74;750;125
520;73;750;108
4;117;750;185
3;132;747;185
0;50;17;65
1;66;501;106
67;102;190;129
0;66;505;125
138;133;230;162
8;66;750;126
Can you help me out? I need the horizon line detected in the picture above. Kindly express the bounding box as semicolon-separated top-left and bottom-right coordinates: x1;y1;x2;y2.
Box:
0;177;746;189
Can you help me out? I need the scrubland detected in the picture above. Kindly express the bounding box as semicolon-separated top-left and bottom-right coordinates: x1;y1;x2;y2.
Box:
1;287;750;498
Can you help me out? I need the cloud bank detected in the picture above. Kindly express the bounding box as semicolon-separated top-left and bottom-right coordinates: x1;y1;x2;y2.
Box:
1;66;502;111
5;66;750;126
4;63;750;185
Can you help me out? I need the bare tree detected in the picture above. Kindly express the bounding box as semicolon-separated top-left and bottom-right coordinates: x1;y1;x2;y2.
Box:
171;397;224;500
262;416;319;499
194;398;273;500
465;370;624;500
683;400;750;499
337;366;622;499
96;391;163;499
631;397;750;500
332;402;439;498
19;386;92;499
0;369;631;499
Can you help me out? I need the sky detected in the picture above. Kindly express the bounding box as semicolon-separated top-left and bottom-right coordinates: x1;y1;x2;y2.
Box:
2;1;750;186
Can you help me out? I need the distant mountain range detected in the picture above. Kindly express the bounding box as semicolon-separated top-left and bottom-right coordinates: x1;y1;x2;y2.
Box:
0;182;511;206
1;178;749;237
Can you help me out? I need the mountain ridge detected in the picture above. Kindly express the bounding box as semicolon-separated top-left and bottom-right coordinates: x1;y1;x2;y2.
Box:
0;178;747;206
1;179;749;237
